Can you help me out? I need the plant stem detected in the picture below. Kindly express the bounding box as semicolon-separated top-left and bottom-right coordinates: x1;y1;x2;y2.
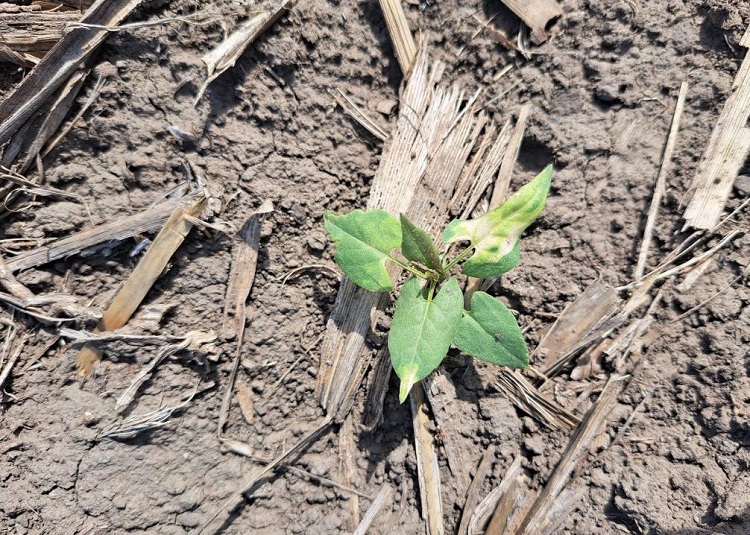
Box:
426;278;437;302
443;245;475;272
388;255;429;280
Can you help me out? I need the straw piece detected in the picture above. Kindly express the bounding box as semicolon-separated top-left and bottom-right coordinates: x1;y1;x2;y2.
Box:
511;376;626;534
635;81;689;280
195;1;294;104
197;416;334;533
0;0;142;147
2;69;89;172
423;373;468;492
354;485;393;535
115;332;216;412
683;27;750;229
220;436;372;500
98;384;200;439
339;415;360;530
221;200;273;341
378;0;417;76
410;383;444;535
329;88;389;141
0;4;81;68
236;379;254;424
499;0;563;44
536;280;621;370
6;194;193;273
362;346;392;429
494;370;580;431
0;333;31;391
76;194;207;375
458;446;495;535
490;103;532;207
0;255;34;302
476;456;525;534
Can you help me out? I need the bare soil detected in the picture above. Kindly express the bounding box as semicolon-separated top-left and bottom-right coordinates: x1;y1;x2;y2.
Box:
1;0;749;534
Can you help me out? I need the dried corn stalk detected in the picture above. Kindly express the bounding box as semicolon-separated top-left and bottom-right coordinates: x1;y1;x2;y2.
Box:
683;26;750;229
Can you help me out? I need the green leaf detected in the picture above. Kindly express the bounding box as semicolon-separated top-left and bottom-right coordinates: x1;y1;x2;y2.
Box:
443;165;552;278
453;292;528;368
324;209;401;292
388;276;463;402
467;240;521;279
399;213;444;273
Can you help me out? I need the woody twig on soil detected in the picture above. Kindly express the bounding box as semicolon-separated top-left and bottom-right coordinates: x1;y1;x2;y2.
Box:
635;81;688;281
683;25;750;230
76;193;207;375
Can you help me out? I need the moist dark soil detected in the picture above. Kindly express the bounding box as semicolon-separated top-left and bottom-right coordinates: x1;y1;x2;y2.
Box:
1;0;749;534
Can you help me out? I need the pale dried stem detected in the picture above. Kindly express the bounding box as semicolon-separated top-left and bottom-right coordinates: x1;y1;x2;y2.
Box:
635;81;689;280
410;382;444;535
378;0;417;76
76;194;207;375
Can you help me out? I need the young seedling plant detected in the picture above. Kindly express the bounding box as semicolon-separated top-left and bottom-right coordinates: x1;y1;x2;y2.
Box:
324;165;552;403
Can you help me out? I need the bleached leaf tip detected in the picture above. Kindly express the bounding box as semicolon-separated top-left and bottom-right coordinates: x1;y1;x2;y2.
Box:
398;365;418;404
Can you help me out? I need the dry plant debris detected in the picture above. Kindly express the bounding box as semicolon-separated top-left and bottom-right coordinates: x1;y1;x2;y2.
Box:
379;0;417;75
683;24;750;229
0;3;82;68
410;382;444;535
195;0;295;103
499;0;563;44
5;192;196;273
0;0;143;151
76;193;207;375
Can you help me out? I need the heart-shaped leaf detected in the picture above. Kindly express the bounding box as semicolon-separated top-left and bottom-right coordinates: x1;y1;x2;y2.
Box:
399;213;444;273
388;276;463;402
453;291;528;368
324;209;401;292
443;165;552;278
